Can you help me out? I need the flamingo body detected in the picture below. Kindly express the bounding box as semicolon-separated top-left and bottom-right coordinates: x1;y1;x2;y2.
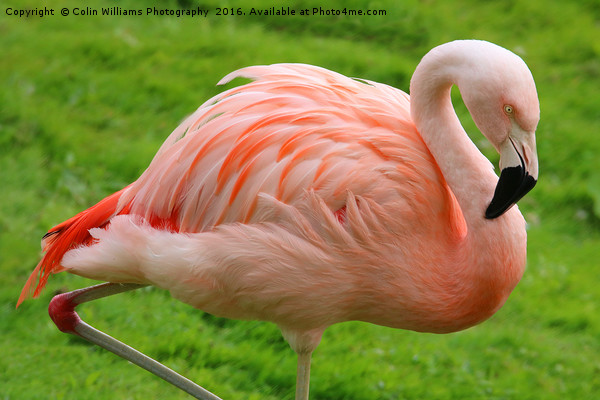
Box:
19;40;539;397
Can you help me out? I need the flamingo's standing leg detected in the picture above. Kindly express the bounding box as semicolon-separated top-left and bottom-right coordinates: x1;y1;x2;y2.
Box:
295;351;312;400
48;282;222;400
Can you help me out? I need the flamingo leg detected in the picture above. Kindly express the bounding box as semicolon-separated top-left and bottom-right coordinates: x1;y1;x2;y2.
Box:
295;351;312;400
48;282;222;400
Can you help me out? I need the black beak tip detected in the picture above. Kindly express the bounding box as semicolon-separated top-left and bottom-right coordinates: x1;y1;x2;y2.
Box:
485;166;537;220
485;205;505;220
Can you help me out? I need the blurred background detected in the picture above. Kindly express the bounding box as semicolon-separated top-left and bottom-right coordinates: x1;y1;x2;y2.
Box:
1;0;599;399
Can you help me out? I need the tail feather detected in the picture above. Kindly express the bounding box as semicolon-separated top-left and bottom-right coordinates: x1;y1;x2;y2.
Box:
17;187;130;307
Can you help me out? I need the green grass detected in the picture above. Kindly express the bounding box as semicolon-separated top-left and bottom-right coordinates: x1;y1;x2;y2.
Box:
1;0;599;398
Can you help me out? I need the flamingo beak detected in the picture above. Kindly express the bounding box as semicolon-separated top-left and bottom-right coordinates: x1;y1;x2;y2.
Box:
485;133;538;219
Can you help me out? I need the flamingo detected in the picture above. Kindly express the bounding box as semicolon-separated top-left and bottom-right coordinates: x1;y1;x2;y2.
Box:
18;40;539;399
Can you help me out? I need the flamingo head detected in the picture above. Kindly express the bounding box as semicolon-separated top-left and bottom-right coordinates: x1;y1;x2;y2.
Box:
457;42;540;219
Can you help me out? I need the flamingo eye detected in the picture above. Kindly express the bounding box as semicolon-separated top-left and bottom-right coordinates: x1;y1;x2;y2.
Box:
504;105;514;115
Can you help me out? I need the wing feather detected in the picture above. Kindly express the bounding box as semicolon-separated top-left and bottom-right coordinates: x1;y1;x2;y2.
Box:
121;63;444;232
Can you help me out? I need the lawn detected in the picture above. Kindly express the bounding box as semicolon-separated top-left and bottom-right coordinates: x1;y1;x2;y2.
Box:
1;0;599;399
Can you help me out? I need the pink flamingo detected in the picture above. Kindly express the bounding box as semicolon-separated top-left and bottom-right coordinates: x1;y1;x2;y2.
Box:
18;40;539;399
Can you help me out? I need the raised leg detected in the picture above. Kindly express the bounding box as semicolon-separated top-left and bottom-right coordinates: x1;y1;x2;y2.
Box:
49;282;222;400
295;351;312;400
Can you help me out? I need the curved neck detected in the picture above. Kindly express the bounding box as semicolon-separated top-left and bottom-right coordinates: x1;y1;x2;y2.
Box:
402;46;529;329
410;60;498;230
